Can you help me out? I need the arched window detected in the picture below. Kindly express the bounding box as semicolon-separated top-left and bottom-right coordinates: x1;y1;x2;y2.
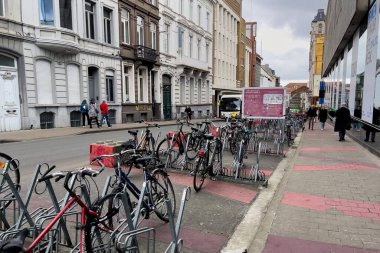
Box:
136;16;144;45
67;64;81;104
36;59;53;104
0;54;16;68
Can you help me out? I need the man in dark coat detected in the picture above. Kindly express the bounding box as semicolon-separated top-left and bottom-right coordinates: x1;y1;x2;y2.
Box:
334;103;351;141
318;106;328;131
363;107;380;142
307;105;318;130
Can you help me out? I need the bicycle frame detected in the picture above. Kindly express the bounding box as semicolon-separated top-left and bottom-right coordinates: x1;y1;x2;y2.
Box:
26;193;108;253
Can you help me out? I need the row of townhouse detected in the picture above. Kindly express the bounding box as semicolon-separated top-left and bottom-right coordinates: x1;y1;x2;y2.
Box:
0;0;251;132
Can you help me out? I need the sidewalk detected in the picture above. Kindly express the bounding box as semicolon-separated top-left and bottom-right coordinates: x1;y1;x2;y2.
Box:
223;124;380;253
0;119;214;143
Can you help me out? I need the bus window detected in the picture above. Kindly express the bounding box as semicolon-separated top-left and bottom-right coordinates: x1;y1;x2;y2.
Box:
220;98;241;111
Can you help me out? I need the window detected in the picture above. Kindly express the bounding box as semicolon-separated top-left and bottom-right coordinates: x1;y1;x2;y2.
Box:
318;23;323;33
103;7;112;44
189;35;193;57
106;74;114;102
59;0;72;29
67;64;80;104
197;5;201;25
137;16;144;45
0;0;4;16
163;24;169;53
0;54;15;67
40;0;54;25
151;23;157;50
178;27;183;54
121;10;130;44
190;78;195;103
85;1;95;39
206;43;209;63
180;76;185;104
179;0;183;15
123;65;135;102
36;60;53;104
206;12;210;31
138;68;146;102
198;79;202;103
197;39;201;60
189;0;193;20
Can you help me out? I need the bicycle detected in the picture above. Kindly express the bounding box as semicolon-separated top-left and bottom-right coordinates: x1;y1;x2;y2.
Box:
193;134;217;192
121;120;160;175
156;120;196;169
96;153;176;224
0;158;111;253
0;153;20;209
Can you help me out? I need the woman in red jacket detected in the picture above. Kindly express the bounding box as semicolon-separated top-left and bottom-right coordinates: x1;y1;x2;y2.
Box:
100;99;111;128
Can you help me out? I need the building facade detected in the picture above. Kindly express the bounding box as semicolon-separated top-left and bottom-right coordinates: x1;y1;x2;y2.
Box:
158;0;213;120
119;0;160;122
309;9;325;105
18;0;122;130
236;17;251;88
323;0;379;128
212;0;241;116
246;21;257;87
0;0;25;131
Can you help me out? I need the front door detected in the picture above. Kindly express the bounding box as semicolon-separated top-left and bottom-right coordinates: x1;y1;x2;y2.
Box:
162;75;172;120
0;55;21;132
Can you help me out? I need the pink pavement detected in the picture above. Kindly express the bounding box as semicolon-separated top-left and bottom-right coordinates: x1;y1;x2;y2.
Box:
258;124;380;252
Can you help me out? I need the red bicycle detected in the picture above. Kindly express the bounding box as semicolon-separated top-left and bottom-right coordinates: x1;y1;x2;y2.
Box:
0;158;117;253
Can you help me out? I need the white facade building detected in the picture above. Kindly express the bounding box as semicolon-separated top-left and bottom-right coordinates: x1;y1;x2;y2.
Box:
17;0;122;129
260;65;276;88
158;0;213;120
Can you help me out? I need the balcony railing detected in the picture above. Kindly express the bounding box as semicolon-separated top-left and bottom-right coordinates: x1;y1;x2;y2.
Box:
135;45;157;62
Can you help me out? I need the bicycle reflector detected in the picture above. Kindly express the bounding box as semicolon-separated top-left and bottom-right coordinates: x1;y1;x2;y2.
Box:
0;162;5;168
197;151;205;157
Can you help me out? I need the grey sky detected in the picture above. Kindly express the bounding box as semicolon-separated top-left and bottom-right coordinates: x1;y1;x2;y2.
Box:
242;0;328;85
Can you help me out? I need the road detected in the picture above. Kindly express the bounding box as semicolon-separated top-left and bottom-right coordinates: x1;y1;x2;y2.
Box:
0;125;283;252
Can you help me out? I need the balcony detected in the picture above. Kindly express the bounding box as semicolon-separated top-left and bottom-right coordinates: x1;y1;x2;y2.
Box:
34;27;80;54
135;45;157;63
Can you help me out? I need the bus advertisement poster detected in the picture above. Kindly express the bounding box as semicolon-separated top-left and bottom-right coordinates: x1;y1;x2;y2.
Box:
242;87;286;119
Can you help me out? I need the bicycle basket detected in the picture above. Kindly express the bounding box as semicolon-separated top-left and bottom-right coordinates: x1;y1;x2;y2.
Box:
209;126;220;138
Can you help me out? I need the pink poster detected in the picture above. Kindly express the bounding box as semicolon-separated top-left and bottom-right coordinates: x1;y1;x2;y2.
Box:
242;88;285;119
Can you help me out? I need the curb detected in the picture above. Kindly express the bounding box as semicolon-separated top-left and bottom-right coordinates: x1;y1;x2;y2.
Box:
220;132;303;253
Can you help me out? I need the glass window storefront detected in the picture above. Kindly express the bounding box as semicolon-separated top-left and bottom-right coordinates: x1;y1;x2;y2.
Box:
355;25;367;112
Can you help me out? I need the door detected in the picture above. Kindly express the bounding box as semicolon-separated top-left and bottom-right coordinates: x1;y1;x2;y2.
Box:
0;56;21;131
88;67;99;102
162;75;172;120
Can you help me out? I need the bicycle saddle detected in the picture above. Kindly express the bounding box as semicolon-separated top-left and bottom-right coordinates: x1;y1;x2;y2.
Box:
128;130;139;136
202;134;214;140
0;228;29;253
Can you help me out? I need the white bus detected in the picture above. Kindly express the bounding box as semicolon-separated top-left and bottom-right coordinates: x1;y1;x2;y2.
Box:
219;95;242;118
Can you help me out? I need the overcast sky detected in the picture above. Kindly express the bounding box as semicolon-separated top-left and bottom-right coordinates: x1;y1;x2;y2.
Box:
242;0;328;86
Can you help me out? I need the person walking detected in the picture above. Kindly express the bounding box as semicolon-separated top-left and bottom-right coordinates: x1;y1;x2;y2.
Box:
88;98;100;128
80;99;90;127
100;99;111;128
307;105;317;130
185;106;192;123
318;106;328;131
334;102;351;141
363;107;379;142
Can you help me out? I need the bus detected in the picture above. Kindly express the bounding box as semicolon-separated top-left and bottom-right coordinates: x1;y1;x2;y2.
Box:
219;95;242;118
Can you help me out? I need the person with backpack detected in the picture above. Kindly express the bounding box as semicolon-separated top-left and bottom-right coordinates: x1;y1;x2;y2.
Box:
80;99;90;127
185;106;192;123
100;99;111;128
88;98;100;128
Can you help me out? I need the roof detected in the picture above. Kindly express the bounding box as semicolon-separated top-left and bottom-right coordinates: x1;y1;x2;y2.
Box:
285;83;307;94
312;9;326;22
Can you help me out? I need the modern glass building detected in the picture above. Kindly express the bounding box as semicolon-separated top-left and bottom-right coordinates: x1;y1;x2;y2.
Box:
323;0;380;127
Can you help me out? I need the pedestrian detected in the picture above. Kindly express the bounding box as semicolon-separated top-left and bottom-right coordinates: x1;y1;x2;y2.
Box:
334;102;351;141
307;105;317;130
363;107;379;142
100;99;111;128
80;99;90;127
353;106;362;131
318;106;328;131
185;106;192;123
88;98;100;128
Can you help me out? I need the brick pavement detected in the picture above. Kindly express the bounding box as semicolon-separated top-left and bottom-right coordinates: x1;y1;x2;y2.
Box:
254;124;380;253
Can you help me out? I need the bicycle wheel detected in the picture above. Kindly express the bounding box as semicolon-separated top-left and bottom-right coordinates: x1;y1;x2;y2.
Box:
193;157;207;192
156;138;180;168
0;153;20;188
151;169;176;222
85;193;129;253
120;141;136;176
185;133;197;160
144;136;156;155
